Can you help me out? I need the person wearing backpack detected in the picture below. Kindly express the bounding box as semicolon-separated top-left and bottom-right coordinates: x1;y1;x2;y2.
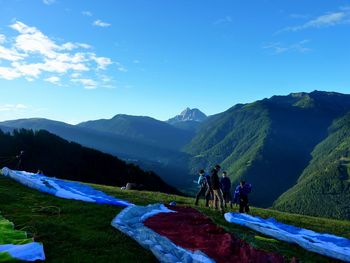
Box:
220;171;233;209
233;180;252;213
194;169;207;206
210;164;224;214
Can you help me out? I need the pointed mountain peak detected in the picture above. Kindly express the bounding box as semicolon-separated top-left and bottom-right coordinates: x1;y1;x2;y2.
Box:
167;108;207;124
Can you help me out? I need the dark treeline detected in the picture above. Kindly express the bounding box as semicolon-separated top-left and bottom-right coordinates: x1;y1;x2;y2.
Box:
0;128;179;194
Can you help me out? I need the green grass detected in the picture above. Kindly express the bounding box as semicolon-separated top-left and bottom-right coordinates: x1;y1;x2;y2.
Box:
1;176;349;262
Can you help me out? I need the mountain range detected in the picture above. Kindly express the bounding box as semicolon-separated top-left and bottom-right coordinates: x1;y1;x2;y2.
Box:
0;128;178;194
1;91;350;219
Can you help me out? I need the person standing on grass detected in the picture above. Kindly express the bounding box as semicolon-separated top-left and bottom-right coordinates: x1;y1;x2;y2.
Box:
204;170;213;207
220;171;233;209
210;164;224;214
233;180;252;213
194;169;208;206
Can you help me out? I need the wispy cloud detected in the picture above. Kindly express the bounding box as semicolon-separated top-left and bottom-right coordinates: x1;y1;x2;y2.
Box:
0;103;27;112
280;9;350;33
82;11;93;17
71;78;97;89
93;20;111;27
263;40;311;54
116;62;127;72
0;34;5;43
0;21;116;89
289;13;310;19
213;16;232;25
44;76;60;85
43;0;56;5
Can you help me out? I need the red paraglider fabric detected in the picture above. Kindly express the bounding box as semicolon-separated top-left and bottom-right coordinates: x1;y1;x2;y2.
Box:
144;206;294;263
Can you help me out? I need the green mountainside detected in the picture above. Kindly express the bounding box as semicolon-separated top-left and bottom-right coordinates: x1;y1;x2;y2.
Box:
0;129;178;194
273;113;350;220
185;91;350;208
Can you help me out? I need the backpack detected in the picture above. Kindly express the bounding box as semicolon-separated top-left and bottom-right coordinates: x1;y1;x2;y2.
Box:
197;175;207;187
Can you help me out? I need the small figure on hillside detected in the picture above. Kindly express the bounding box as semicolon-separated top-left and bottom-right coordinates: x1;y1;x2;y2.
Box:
220;171;233;209
233;180;252;213
16;150;24;170
37;169;43;175
210;164;224;214
194;169;208;206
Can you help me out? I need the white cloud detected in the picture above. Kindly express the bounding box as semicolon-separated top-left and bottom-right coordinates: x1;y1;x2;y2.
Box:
0;67;21;80
43;0;56;5
44;76;60;85
11;62;42;78
82;11;93;17
71;78;97;89
281;10;350;32
0;21;115;89
0;103;27;111
91;54;113;70
93;20;111;27
213;16;233;25
60;42;91;50
116;62;127;72
0;34;5;43
132;59;140;64
263;40;311;54
70;72;81;78
0;45;25;61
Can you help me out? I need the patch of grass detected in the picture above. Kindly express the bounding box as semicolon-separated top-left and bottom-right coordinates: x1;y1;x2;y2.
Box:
1;176;349;262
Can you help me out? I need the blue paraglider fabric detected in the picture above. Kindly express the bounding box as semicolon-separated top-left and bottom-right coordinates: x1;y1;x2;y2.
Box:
1;167;133;207
224;212;350;262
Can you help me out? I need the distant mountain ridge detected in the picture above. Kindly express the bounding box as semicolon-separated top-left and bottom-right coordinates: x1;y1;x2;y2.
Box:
0;117;194;189
78;114;193;151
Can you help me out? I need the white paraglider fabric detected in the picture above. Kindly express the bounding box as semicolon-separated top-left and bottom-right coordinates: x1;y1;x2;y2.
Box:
112;203;215;263
1;167;132;207
224;212;350;262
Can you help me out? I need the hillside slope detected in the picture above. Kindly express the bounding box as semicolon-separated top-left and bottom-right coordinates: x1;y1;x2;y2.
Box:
0;128;178;194
0;118;191;187
78;114;194;151
185;91;350;207
273;113;350;220
0;175;349;262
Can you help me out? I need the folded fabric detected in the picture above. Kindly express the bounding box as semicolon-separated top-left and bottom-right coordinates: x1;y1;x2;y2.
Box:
225;212;350;262
112;203;215;263
1;167;132;207
0;213;45;262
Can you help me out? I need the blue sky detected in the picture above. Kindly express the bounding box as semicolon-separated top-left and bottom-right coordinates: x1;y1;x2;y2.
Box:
0;0;349;124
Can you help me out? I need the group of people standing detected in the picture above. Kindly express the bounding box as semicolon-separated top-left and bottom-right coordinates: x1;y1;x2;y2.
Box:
194;164;252;214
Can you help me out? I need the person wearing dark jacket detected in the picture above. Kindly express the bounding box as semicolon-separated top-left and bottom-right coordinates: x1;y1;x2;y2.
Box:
195;169;207;206
220;171;232;209
233;180;252;213
210;164;224;213
204;172;212;207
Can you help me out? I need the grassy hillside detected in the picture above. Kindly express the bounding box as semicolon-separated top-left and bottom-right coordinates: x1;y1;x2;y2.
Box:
0;175;349;262
0;129;178;194
273;113;350;220
185;91;350;208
